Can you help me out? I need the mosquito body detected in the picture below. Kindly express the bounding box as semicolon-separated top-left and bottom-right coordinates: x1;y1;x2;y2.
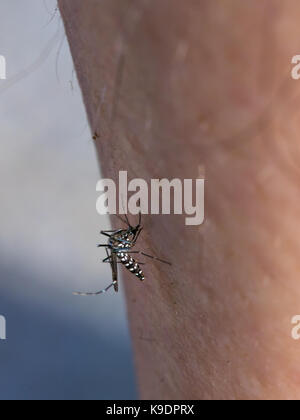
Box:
74;213;171;296
109;235;145;282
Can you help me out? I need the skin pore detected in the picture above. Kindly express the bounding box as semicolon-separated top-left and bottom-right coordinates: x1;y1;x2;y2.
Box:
59;0;300;399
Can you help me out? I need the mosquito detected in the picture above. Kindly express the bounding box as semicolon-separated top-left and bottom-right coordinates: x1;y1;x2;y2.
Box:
74;213;171;296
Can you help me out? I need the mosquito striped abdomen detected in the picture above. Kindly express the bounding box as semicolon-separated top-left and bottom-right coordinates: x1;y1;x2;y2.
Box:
117;251;145;281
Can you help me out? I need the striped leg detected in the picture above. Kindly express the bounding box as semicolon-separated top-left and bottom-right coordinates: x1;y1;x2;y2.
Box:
73;248;117;296
127;251;171;265
73;281;117;296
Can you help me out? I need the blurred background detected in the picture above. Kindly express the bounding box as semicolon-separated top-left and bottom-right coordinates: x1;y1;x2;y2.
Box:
0;0;137;400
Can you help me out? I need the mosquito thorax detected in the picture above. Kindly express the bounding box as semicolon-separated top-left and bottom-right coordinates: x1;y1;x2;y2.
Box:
108;230;133;249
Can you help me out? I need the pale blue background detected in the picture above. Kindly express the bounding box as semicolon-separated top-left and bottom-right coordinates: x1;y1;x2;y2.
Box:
0;0;137;400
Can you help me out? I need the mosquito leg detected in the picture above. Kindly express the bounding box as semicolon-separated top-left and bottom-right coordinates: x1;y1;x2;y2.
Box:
127;251;172;265
100;231;112;238
73;281;117;296
100;229;125;236
103;261;145;264
141;252;172;265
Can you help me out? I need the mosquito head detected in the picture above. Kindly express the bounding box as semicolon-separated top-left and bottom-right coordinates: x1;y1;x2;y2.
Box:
131;224;141;235
131;212;142;234
112;212;142;244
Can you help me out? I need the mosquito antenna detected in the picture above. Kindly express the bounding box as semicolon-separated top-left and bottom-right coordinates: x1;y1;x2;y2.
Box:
120;193;132;227
133;226;143;244
113;213;129;225
124;213;131;227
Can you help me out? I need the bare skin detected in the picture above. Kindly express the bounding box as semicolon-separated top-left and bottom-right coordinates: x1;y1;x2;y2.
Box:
59;0;300;400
